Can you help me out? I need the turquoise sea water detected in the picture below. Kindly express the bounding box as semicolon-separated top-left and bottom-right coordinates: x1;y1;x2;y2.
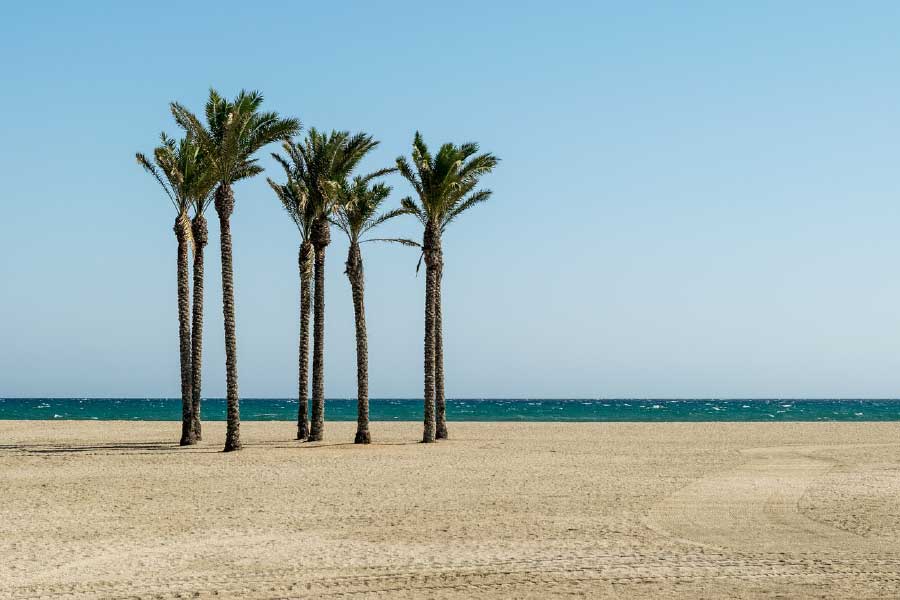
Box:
1;398;899;421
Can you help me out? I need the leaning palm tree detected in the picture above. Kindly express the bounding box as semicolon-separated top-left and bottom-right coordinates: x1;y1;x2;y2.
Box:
332;174;406;443
396;133;498;442
171;89;300;451
267;173;315;440
137;133;215;446
272;130;386;441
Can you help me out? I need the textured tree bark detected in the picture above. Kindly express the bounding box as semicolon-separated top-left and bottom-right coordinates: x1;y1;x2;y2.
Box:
346;243;370;444
215;185;242;452
434;245;447;440
297;242;312;440
189;214;208;441
308;216;330;442
422;222;438;443
175;216;196;446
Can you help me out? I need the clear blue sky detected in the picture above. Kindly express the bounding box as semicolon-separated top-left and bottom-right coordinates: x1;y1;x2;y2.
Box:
2;1;899;398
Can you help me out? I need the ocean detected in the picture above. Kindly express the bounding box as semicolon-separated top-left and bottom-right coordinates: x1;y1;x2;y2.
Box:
1;398;899;421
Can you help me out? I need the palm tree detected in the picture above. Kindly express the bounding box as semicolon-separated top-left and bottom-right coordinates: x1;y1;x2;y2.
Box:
171;90;300;451
137;133;215;446
395;133;498;442
188;196;214;441
267;172;315;440
332;174;406;443
272;130;386;441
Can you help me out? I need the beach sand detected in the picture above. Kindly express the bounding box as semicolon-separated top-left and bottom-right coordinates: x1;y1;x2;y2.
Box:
1;421;899;599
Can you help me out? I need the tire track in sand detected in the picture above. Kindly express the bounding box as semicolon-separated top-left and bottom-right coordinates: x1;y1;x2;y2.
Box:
645;444;893;554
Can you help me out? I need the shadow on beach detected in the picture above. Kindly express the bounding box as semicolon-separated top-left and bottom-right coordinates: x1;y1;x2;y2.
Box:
0;438;421;455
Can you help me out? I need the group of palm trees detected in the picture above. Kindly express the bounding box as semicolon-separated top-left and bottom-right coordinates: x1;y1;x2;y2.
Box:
137;89;498;451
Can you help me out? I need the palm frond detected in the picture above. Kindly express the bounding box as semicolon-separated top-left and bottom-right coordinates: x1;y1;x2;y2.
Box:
357;166;398;185
458;152;500;183
442;189;492;231
399;196;426;225
361;207;409;236
363;237;421;247
248;112;301;151
136;152;176;209
267;177;302;230
271;149;293;177
170;103;216;170
232;163;264;181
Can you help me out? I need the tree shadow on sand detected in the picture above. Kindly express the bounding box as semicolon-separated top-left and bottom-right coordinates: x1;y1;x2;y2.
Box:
246;439;422;450
0;442;215;455
0;439;421;454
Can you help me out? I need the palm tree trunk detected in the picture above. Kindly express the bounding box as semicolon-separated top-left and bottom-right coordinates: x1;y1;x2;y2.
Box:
346;243;370;444
189;214;208;441
175;216;195;446
308;216;330;442
434;251;447;440
297;242;312;440
215;185;241;452
422;222;438;443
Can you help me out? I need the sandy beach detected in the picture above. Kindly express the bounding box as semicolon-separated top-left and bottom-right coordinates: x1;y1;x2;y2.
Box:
1;421;899;599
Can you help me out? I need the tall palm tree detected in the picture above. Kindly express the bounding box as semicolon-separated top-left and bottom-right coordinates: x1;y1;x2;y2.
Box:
272;130;386;441
332;174;406;443
396;133;498;442
188;195;214;441
267;172;315;440
137;133;215;446
171;89;300;451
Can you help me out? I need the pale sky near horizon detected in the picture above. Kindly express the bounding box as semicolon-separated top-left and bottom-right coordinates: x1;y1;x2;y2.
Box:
2;2;900;399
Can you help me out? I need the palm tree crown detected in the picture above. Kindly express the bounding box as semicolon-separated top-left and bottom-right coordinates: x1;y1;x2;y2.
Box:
332;174;407;244
267;173;316;269
171;89;301;187
268;176;314;235
395;132;499;233
136;132;216;226
273;129;388;221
